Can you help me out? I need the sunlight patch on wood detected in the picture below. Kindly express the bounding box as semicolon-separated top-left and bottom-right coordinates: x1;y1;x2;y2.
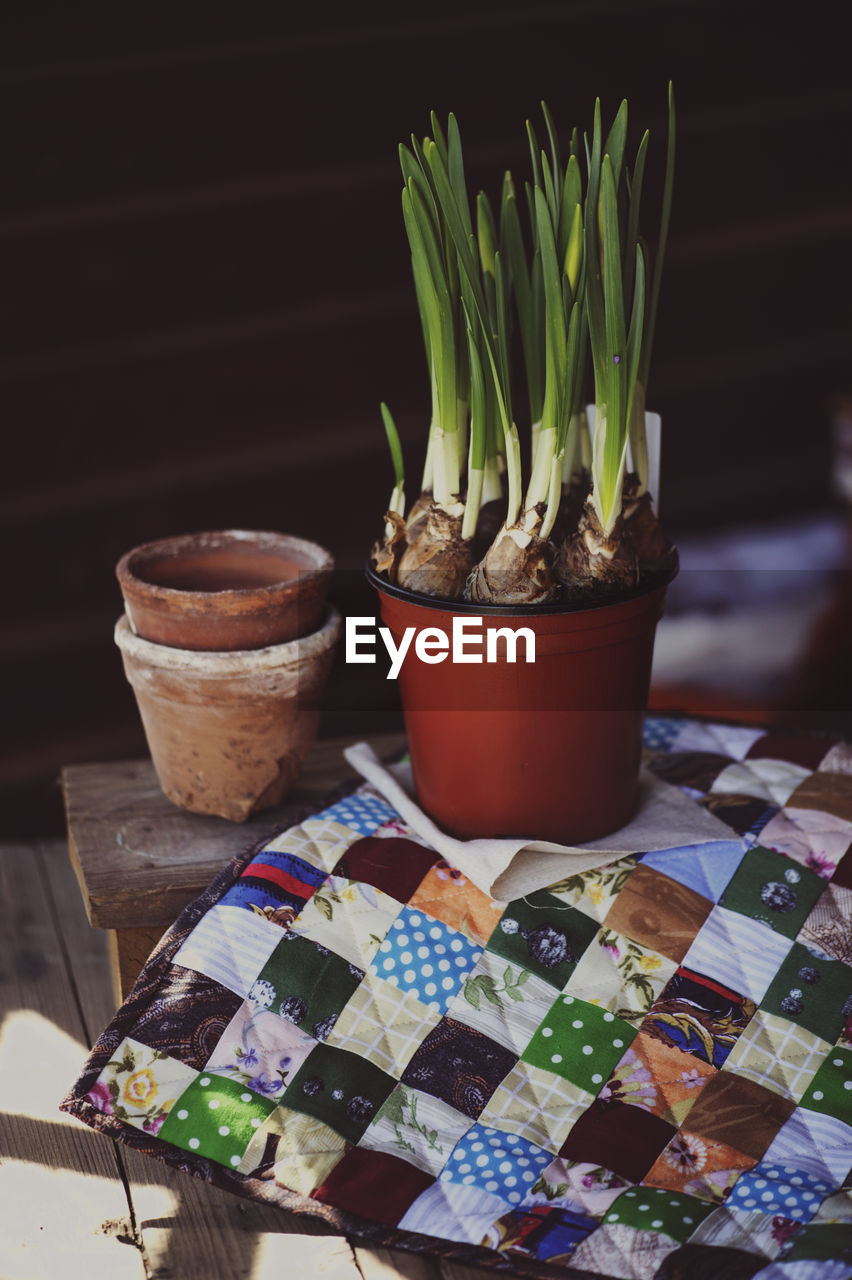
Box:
0;1009;90;1126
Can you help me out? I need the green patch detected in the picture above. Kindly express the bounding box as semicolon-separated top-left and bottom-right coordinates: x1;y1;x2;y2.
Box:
486;892;598;988
282;1042;396;1143
250;934;362;1041
718;846;825;939
522;994;637;1092
159;1072;277;1169
799;1045;852;1122
604;1186;714;1242
760;942;852;1042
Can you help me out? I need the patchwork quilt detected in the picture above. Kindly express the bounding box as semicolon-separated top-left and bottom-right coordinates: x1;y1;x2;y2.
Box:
63;719;852;1279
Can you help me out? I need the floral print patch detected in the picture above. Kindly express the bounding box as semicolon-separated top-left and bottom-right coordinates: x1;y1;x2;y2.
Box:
86;1036;197;1136
204;1000;316;1099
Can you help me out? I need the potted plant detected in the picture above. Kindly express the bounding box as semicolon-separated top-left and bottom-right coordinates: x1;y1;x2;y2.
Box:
368;91;677;844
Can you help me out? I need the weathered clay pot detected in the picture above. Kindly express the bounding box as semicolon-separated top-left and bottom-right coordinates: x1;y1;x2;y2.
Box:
115;608;342;821
116;530;333;652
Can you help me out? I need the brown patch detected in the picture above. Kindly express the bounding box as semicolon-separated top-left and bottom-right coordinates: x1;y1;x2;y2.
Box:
679;1070;796;1158
603;864;714;964
786;771;852;823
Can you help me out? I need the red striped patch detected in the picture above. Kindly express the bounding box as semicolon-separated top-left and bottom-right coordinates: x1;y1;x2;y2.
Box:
240;862;318;900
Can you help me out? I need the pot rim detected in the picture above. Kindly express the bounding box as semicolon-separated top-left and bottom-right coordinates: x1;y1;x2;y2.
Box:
366;550;678;618
115;604;342;671
117;529;334;605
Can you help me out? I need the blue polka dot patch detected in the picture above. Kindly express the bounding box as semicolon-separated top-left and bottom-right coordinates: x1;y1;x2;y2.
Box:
317;793;398;836
439;1122;551;1205
643;717;687;753
369;906;482;1012
726;1163;834;1222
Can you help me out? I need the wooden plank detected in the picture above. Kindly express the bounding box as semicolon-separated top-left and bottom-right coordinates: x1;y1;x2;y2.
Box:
62;733;406;930
0;840;147;1278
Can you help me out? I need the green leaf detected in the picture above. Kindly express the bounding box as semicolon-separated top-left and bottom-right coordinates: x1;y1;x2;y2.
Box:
624;131;649;313
447;112;473;238
540;100;562;188
477;191;497;278
505;985;524;1002
516;967;530;985
603;98;628;186
380;402;405;489
463;978;481;1010
526;119;543;189
640;80;676;388
503;966;514;987
481;984;501;1006
534;184;567;437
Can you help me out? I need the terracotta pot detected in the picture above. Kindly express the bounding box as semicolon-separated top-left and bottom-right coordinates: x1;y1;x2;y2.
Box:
115;608;342;822
116;530;333;651
368;565;676;844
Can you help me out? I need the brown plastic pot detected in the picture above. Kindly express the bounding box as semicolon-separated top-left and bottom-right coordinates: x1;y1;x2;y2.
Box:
116;530;333;651
368;563;676;844
115;607;342;822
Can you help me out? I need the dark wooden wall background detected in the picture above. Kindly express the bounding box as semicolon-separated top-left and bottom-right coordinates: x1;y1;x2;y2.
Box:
2;1;850;834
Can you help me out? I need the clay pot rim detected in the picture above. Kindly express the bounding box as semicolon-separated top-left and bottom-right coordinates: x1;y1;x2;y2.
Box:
115;605;341;672
366;550;678;618
116;530;334;606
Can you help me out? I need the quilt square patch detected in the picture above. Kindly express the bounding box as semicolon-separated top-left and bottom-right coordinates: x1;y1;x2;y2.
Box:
312;1146;435;1226
640;841;747;904
642;966;757;1068
710;758;812;808
798;1045;852;1122
221;849;327;924
798;882;852;964
648;751;734;792
369;905;483;1013
681;906;793;1003
237;1104;346;1188
409;859;504;946
718;845;826;938
558;1099;677;1184
788;771;852;825
603;863;714;963
643;1129;757;1203
324;969;441;1077
439;1121;552;1206
600;1031;715;1125
290;873;403;969
124;970;243;1072
603;1186;715;1242
721;1009;831;1102
398;1181;508;1245
760;941;852;1042
671;722;763;760
204;998;316;1099
563;926;677;1027
478;1060;594;1153
521;1158;631;1217
85;1037;197;1136
332;834;438;900
281;1042;397;1143
445;949;560;1056
316;792;398;835
522;995;637;1095
758;805;851;880
545;856;638;923
764;1106;852;1187
400;1016;517;1120
159;1071;278;1167
249;932;363;1042
726;1163;834;1223
360;1083;473;1177
678;1070;796;1159
264;815;362;873
747;731;837;771
486;892;598;986
172;903;284;997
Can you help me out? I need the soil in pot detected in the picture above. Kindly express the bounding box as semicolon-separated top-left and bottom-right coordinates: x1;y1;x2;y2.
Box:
117;530;334;652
